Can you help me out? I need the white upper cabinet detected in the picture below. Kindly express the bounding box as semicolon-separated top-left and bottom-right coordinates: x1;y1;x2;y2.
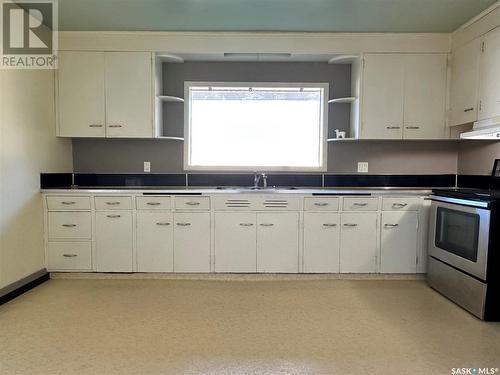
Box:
57;52;106;137
105;52;153;138
478;27;500;122
57;51;153;138
361;54;447;139
449;39;481;126
361;54;405;139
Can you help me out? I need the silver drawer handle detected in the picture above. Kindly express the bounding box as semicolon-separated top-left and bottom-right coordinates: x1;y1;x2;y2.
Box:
176;223;191;226
386;126;400;129
61;201;76;205
392;203;408;208
353;203;368;207
260;223;274;227
314;202;329;206
405;126;420;129
63;254;77;258
463;107;474;112
343;223;357;227
147;202;161;206
156;222;171;226
185;201;201;206
89;124;103;128
239;223;254;227
106;214;121;218
62;224;76;227
105;201;121;205
108;124;122;128
384;223;399;227
323;223;337;227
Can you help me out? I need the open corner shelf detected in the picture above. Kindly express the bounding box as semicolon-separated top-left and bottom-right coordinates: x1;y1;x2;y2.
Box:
157;95;184;103
156;53;184;63
327;138;357;142
328;97;357;104
156;136;184;141
327;55;359;64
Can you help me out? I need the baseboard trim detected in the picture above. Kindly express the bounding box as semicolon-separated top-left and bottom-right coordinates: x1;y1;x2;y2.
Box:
50;272;426;281
0;269;50;306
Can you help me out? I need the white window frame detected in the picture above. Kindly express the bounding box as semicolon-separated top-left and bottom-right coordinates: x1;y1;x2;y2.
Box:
183;81;329;172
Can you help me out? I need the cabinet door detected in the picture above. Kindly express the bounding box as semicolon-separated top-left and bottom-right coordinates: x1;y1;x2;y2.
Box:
361;54;404;139
136;212;174;272
403;54;447;139
95;211;133;272
105;52;153;138
173;212;210;272
380;211;418;273
340;213;377;273
58;52;105;137
449;39;481;126
303;212;340;273
478;27;500;121
257;212;299;273
214;212;256;273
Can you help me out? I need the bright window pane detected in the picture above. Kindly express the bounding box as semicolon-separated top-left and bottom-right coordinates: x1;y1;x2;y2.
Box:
186;83;327;170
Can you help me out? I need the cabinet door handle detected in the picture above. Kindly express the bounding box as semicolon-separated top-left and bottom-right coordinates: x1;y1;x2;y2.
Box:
105;201;121;205
63;254;78;258
323;223;337;227
185;201;201;206
384;223;399;228
405;126;420;129
259;223;274;227
156;222;170;226
89;124;103;128
176;222;191;226
343;223;357;227
61;201;76;205
314;202;329;206
463;107;474;112
353;203;368;207
386;126;400;129
61;224;76;227
108;124;122;128
106;214;121;218
147;202;161;206
239;223;254;227
392;203;408;208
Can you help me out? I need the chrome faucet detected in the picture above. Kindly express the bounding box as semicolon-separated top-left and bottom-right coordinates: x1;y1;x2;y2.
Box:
253;172;268;189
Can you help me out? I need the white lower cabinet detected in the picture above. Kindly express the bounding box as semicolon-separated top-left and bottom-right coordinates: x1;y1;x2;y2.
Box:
257;212;299;273
303;212;340;273
340;212;378;273
380;211;418;273
136;211;174;272
173;212;211;272
95;211;133;272
214;212;257;273
47;242;92;271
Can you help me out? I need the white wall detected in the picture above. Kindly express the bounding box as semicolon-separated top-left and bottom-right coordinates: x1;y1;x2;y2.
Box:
0;70;72;289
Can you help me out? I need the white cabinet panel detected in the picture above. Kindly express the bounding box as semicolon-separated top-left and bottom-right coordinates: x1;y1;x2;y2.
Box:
257;212;299;273
361;54;405;139
304;197;339;211
136;212;174;272
340;212;377;273
173;212;211;272
343;197;379;211
57;52;105;137
449;39;481;126
214;212;257;273
381;197;421;211
48;212;91;240
403;54;447;139
136;196;172;210
47;196;91;211
175;196;210;210
478;27;500;121
95;211;133;272
47;242;92;271
380;211;418;273
303;212;340;273
105;52;153;138
95;196;132;210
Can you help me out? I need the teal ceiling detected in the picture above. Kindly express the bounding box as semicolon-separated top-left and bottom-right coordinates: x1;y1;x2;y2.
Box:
58;0;496;33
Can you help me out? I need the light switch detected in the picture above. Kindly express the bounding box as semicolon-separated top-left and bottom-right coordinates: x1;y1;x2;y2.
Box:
357;162;369;173
143;161;151;173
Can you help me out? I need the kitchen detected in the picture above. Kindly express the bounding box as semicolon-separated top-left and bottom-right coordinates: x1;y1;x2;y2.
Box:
1;1;500;374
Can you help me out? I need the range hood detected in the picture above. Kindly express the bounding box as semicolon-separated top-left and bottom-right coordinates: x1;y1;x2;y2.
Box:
460;116;500;139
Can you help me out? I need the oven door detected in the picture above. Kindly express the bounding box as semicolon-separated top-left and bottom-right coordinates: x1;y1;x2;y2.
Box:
429;197;490;280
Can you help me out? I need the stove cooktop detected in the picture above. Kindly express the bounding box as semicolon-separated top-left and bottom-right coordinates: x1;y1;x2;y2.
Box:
432;188;500;202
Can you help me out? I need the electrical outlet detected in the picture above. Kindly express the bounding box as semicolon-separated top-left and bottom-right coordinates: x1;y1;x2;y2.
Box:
357;162;369;173
143;161;151;173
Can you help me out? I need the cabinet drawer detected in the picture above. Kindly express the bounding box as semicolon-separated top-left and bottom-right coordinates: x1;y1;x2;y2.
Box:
304;197;339;211
136;196;172;210
48;212;91;239
47;242;92;270
95;196;132;210
256;197;300;211
47;196;90;210
175;196;210;210
382;197;421;211
343;197;379;211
